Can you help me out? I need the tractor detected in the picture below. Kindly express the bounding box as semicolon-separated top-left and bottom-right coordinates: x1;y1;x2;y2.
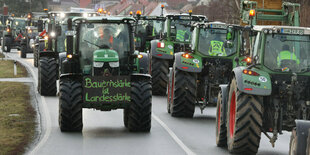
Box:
20;12;48;58
167;22;248;118
216;25;310;154
2;17;26;52
36;11;97;96
150;12;206;95
58;16;151;132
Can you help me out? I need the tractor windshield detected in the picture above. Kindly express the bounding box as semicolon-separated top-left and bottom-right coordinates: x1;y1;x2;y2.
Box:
57;24;67;52
78;23;130;67
136;19;163;37
198;28;236;56
264;34;310;73
12;19;26;29
171;20;191;42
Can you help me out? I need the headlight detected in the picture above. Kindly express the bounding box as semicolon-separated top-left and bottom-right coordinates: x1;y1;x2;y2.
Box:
50;31;56;37
109;61;119;68
93;62;104;68
83;13;88;18
60;13;66;18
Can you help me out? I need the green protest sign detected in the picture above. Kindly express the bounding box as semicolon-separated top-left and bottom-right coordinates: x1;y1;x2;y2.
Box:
83;76;131;104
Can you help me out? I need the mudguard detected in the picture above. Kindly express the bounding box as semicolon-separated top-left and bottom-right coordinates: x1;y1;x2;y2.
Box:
175;52;202;73
295;120;310;155
150;40;174;59
233;66;272;96
39;50;58;58
4;36;12;45
131;73;151;82
138;52;149;74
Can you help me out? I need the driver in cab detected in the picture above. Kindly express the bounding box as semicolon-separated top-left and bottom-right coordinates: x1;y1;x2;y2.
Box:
277;44;300;67
96;26;114;49
208;34;226;56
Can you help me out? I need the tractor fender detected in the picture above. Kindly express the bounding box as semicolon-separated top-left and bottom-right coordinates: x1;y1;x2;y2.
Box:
138;52;149;74
295;120;310;155
233;66;272;96
131;73;151;82
219;84;229;122
39;50;58;59
150;40;173;59
174;52;202;73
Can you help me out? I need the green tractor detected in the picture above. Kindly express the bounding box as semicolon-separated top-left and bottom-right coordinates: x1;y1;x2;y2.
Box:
167;22;248;118
58;16;152;132
216;26;310;154
2;17;26;52
36;11;97;96
134;15;165;53
150;13;206;95
20;12;48;58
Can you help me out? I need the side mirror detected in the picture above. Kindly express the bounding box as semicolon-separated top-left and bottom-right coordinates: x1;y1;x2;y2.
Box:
254;55;259;64
170;26;176;38
37;20;43;32
224;40;234;48
56;25;62;36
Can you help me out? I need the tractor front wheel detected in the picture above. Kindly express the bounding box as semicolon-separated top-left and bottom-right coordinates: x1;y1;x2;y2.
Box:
227;78;263;154
20;45;27;58
216;90;227;147
127;81;152;132
38;57;57;96
151;57;169;95
58;80;83;132
170;66;196;118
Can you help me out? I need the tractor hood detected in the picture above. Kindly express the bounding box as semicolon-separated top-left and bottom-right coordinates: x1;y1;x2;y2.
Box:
93;49;119;62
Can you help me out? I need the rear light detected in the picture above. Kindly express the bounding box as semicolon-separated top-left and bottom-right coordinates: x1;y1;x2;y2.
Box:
182;53;194;59
249;9;255;17
181;67;188;69
243;69;260;76
157;42;165;48
67;54;73;59
6;28;10;32
157;54;163;56
244;88;253;91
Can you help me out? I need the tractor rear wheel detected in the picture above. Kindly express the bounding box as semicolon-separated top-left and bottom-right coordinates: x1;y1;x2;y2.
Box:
166;68;173;113
58;80;83;132
151;57;169;95
34;50;38;67
2;37;11;52
171;66;196;118
123;109;129;128
127;81;152;132
306;129;310;155
216;91;227;147
20;45;27;58
38;57;57;96
227;78;263;154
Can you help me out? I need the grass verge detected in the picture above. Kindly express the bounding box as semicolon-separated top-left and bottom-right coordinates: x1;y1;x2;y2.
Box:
0;59;27;78
0;82;35;155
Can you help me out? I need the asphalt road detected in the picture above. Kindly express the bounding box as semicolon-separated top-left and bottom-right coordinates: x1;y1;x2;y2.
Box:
4;49;291;155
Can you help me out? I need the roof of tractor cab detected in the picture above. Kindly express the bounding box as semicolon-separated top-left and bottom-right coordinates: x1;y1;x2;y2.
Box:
253;25;310;35
165;14;207;22
72;16;135;23
194;21;229;29
137;16;165;20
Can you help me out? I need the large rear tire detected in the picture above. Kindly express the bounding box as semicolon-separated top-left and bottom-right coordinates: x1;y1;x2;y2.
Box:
127;81;152;132
216;91;227;147
167;68;173;113
2;37;11;52
227;78;263;154
34;48;38;67
306;129;310;155
171;66;196;118
58;80;83;132
38;57;57;96
151;57;169;95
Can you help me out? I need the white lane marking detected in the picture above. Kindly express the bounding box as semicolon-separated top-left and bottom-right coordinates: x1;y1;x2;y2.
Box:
29;96;52;155
152;114;196;155
5;51;52;154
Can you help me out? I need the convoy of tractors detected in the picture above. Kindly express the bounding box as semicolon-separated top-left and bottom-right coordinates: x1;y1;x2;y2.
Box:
1;0;310;154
